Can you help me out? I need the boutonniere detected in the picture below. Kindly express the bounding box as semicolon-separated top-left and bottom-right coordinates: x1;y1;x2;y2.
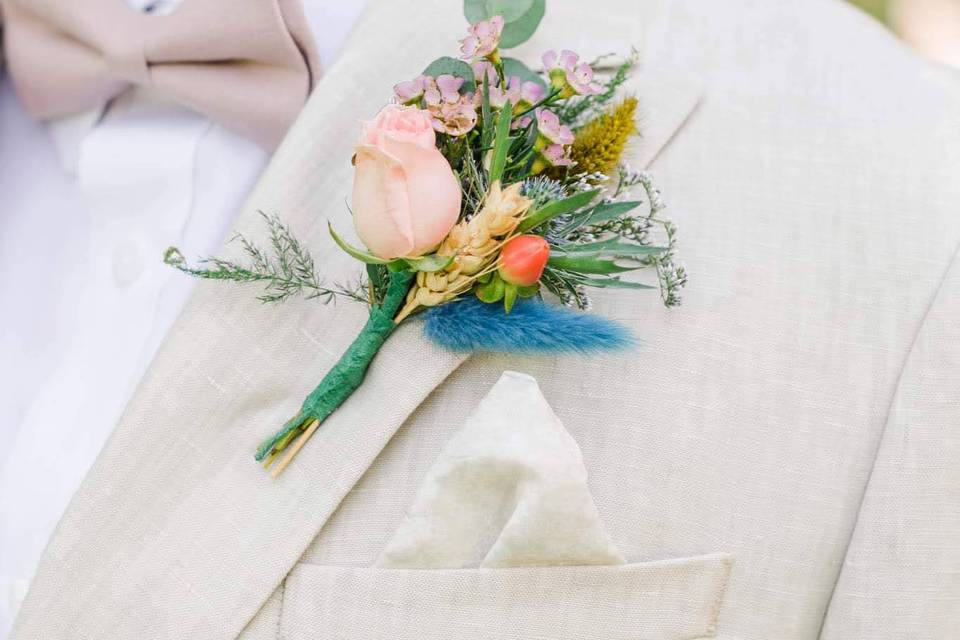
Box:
165;0;686;476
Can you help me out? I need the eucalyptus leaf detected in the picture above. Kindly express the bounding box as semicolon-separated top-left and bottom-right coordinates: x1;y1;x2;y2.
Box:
517;188;601;232
502;57;547;89
464;0;534;23
423;56;476;93
463;0;546;49
499;0;546;48
328;223;389;265
401;253;455;272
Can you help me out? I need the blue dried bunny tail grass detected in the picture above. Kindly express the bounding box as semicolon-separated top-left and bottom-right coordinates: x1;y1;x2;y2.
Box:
423;297;635;354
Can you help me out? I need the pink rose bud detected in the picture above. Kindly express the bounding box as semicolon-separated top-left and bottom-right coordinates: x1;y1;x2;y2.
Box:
352;105;462;259
498;235;550;286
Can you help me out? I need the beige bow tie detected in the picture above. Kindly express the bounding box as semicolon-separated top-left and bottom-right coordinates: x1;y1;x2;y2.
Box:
0;0;320;149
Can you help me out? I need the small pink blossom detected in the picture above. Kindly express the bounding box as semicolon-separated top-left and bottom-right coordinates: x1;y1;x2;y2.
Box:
425;74;464;104
541;143;573;167
422;74;477;136
472;60;498;84
489;76;522;108
471;62;547;110
393;75;430;104
519;81;546;106
460;16;504;60
536;109;574;145
429;100;478;136
532;108;573;171
542;49;602;97
512;115;533;130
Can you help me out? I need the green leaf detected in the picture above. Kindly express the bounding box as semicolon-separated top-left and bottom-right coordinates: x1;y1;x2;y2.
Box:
499;0;546;48
476;273;506;302
365;263;383;303
556;200;643;235
560;238;667;257
386;260;409;272
463;0;546;49
401;253;454;272
586;201;643;225
576;276;655;290
488;100;514;184
503;282;518;313
163;246;185;266
423;56;476;93
328;223;389;264
517;283;540;297
548;251;644;274
517;188;601;232
502;57;547;89
480;76;493;150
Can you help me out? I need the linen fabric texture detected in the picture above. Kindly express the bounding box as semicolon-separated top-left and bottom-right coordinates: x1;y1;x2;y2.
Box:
11;0;960;638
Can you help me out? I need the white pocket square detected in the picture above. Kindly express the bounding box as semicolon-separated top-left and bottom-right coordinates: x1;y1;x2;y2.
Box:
283;372;732;639
378;370;625;569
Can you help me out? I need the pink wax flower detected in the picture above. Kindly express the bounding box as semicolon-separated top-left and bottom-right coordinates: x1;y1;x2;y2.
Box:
489;76;522;109
472;60;498;84
393;75;430;104
519;80;547;107
531;109;573;172
352;105;461;259
472;60;547;109
429;99;478;136
423;74;478;136
460;15;504;60
541;143;573;167
536;109;574;145
426;74;464;104
542;49;602;97
512;114;533;131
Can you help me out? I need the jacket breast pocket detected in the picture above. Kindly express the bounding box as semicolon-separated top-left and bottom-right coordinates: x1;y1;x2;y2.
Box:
280;553;732;640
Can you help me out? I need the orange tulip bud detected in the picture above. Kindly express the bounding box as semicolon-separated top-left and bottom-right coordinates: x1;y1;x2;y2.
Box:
498;235;550;286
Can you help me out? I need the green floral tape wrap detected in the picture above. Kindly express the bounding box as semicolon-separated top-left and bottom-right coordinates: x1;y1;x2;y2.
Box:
254;270;414;461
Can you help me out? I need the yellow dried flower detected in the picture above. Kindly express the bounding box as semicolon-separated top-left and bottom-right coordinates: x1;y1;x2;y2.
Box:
394;181;532;321
568;97;638;178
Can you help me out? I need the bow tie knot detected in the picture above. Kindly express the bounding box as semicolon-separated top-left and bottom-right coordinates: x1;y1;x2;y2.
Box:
0;0;320;149
104;43;150;86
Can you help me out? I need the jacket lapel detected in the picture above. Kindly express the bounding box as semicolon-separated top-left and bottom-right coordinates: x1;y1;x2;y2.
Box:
11;1;701;639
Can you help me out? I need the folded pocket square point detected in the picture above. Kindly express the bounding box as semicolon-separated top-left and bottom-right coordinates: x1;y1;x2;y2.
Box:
378;371;625;569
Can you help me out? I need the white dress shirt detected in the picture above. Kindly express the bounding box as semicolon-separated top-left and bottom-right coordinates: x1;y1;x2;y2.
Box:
0;2;369;635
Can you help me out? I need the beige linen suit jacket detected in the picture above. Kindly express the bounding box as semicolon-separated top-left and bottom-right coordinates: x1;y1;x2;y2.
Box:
11;0;960;638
